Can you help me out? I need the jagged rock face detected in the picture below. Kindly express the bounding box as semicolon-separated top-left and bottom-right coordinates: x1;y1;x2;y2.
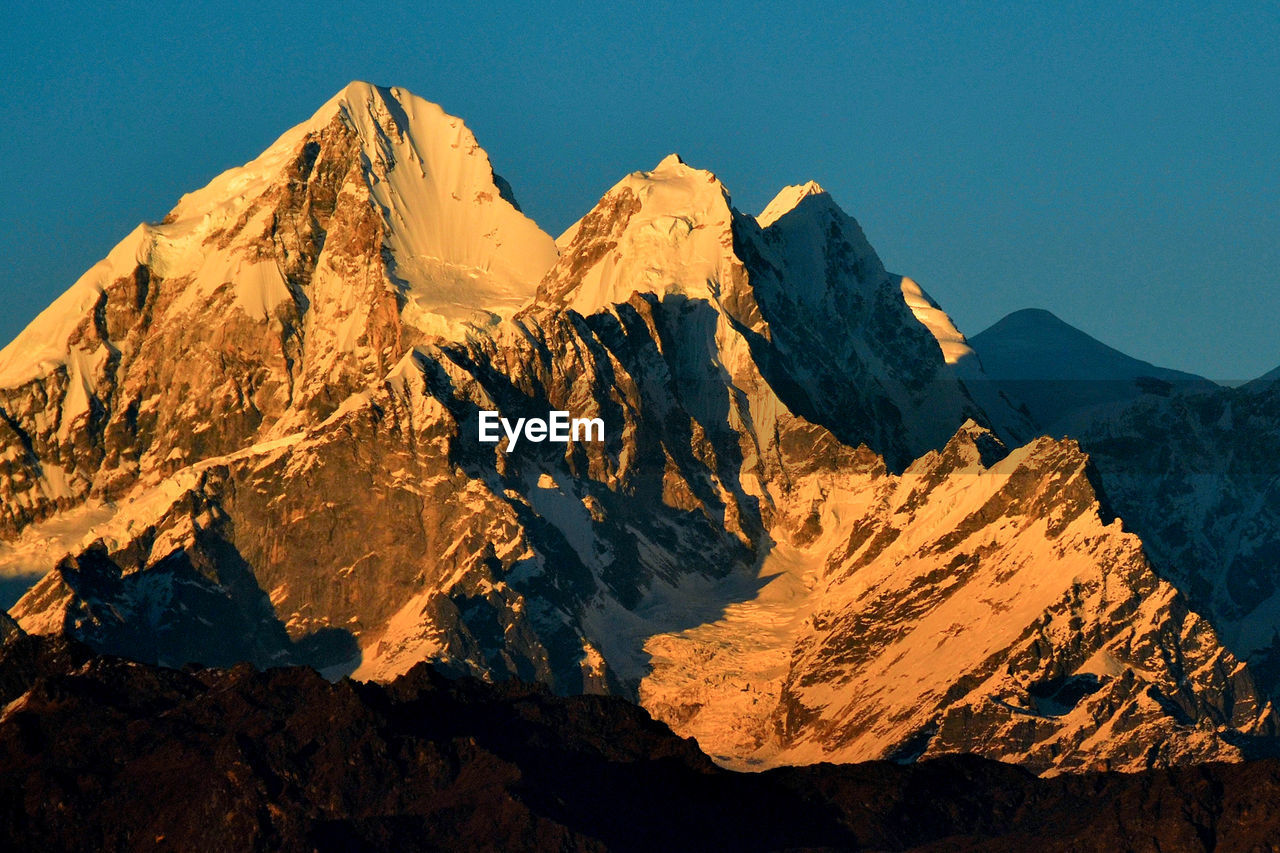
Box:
9;288;851;695
532;160;996;470
0;83;556;538
641;425;1275;774
7;472;354;671
0;612;18;643
3;83;1274;778
1070;382;1280;693
967;312;1280;699
750;188;996;467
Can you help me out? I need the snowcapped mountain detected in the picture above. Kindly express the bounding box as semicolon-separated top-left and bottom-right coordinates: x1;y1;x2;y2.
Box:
968;308;1215;431
968;312;1280;700
642;422;1273;772
0;82;556;539
1065;379;1280;694
2;83;1274;775
531;156;1016;469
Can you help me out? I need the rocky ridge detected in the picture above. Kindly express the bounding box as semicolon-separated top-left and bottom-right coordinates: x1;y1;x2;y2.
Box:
0;82;556;539
642;423;1275;772
970;311;1280;698
1;83;1273;776
2;632;1280;852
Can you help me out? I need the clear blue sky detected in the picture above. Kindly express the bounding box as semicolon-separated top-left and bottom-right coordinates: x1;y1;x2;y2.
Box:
2;1;1276;380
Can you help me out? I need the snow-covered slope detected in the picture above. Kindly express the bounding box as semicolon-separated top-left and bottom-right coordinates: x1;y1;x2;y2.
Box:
292;83;558;329
642;423;1273;773
966;311;1280;700
899;276;975;365
3;84;1273;778
534;161;1010;468
0;82;556;537
1066;380;1280;693
537;154;745;315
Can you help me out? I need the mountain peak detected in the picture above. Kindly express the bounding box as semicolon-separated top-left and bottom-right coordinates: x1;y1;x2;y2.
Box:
757;181;829;227
0;84;558;394
943;418;1010;469
970;307;1215;429
971;308;1208;383
171;83;557;323
533;155;741;315
330;78;388;101
991;307;1068;330
639;153;723;185
0;83;562;534
755;177;980;375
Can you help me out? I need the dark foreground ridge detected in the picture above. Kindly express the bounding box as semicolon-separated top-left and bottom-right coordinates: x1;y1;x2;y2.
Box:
2;633;1279;852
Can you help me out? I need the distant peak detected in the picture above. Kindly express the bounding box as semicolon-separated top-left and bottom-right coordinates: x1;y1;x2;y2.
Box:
976;309;1103;349
1004;307;1066;324
972;306;1213;388
645;153;730;188
757;181;832;227
531;153;740;315
333;79;383;99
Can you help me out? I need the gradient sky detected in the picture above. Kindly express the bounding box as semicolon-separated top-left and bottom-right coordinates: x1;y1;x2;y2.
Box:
1;2;1276;380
